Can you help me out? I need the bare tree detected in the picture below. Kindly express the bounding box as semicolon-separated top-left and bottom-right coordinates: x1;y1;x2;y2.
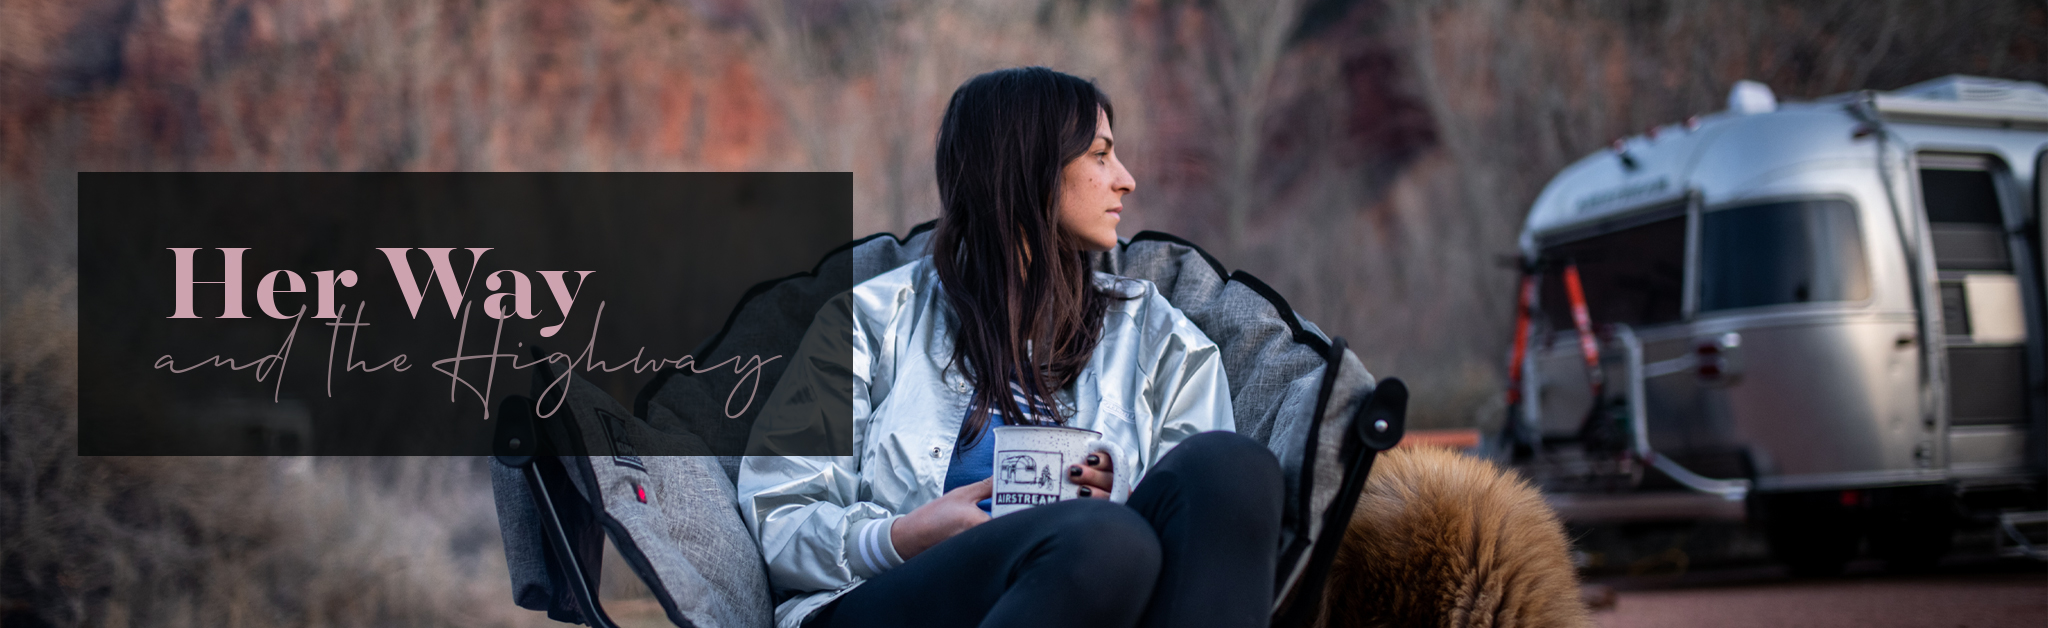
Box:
1196;0;1311;252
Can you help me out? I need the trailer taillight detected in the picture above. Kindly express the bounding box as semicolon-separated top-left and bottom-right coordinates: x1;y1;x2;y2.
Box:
1696;333;1739;381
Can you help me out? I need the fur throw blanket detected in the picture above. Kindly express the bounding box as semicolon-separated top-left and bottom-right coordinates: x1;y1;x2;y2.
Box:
1318;446;1590;628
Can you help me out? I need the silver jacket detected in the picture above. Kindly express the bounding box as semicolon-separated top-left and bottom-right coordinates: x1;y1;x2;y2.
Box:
737;256;1234;628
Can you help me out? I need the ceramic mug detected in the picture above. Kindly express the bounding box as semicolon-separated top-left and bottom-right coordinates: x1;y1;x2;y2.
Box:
990;425;1115;517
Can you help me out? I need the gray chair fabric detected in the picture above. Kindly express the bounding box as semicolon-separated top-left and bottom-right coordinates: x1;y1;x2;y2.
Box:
492;224;1385;626
1101;233;1379;608
495;359;773;628
490;459;555;612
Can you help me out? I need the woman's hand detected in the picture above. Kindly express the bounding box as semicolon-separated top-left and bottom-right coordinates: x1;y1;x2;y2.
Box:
891;478;993;560
1068;451;1114;499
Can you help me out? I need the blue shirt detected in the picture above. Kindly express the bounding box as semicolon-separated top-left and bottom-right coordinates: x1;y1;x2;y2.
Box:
942;382;1056;512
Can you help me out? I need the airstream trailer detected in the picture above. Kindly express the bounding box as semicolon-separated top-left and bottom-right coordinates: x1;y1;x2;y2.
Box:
1497;75;2048;573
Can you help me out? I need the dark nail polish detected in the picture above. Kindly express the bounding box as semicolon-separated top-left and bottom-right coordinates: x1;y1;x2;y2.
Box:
1069;465;1083;477
1078;487;1092;497
1086;454;1100;466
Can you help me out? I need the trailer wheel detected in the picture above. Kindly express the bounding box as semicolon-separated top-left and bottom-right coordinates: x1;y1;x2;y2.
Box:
1869;522;1951;572
1759;493;1859;577
1868;487;1956;573
1767;519;1858;577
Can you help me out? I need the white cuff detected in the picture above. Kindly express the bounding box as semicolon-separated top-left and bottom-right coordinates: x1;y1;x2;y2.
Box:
849;515;907;579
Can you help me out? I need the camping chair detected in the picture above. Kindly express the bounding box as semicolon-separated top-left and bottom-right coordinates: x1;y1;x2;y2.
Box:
489;224;1407;628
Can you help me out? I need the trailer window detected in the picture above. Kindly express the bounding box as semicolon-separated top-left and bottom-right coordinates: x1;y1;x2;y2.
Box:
1699;199;1870;312
1922;169;2003;223
1920;167;2011;271
1537;214;1687;330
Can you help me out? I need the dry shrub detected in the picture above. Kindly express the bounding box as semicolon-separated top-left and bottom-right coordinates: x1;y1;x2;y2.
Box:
1;275;548;627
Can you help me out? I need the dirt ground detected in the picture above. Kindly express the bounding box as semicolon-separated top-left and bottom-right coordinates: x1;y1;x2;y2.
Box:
592;537;2047;628
1587;555;2047;628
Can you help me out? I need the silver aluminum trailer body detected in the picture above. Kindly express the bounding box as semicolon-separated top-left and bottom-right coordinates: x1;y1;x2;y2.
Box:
1507;76;2048;572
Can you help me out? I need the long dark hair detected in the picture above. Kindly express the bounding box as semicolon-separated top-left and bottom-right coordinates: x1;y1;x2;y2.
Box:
932;67;1119;447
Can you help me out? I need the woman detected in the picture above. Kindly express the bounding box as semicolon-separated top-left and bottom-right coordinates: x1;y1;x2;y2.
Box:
739;67;1282;628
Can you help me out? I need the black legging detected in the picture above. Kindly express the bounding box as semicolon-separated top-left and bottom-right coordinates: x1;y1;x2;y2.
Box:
803;431;1283;628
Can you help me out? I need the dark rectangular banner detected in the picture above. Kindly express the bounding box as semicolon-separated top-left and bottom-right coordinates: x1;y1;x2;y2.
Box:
79;173;853;456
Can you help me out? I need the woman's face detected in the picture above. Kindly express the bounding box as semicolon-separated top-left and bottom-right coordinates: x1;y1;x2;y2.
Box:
1055;108;1135;252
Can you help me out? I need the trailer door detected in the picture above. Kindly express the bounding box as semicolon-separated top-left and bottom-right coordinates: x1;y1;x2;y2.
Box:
1920;153;2034;477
